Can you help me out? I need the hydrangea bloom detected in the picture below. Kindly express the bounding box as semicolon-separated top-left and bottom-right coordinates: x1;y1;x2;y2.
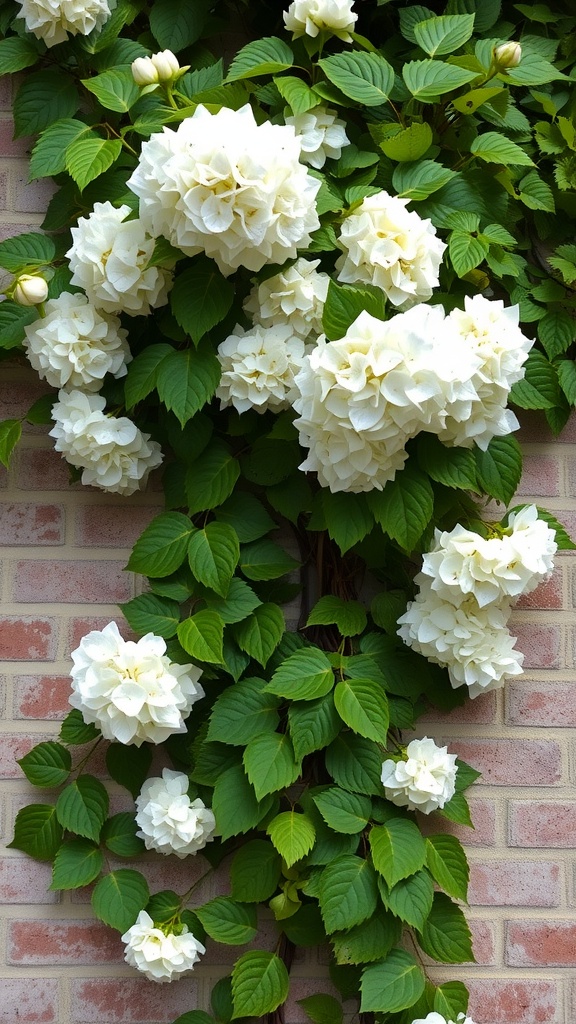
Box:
336;191;446;309
285;106;350;168
67;202;171;317
127;104;321;276
381;737;458;814
23;292;131;392
411;1015;477;1024
122;911;205;983
16;0;110;47
69;622;204;746
438;295;533;450
244;258;329;340
49;390;163;495
283;0;357;41
216;323;307;414
135;769;216;857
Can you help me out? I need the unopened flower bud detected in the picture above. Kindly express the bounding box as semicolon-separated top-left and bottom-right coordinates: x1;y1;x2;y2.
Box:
131;56;159;86
150;49;180;82
493;41;522;70
13;274;48;306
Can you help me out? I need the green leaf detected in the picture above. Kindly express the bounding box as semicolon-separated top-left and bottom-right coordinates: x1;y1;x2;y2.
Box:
530;507;575;551
510;349;559;411
297;994;342;1024
65;134;122;191
440;791;473;828
8;804;63;860
0;304;36;350
212;764;274;841
281;904;326;947
0;35;39;74
418;892;474;963
266;647;334;701
367;466;434;550
319;856;379;933
18;741;71;788
381;869;435;931
215;492;275;543
426;835;469;902
325;734;384;797
403;61;477;102
517;170;555;213
231;951;289;1018
539;310;574;360
393;159;456;202
188;522;239;597
120;591;181;641
319;51;394;106
332;911;402;966
239;539;299;581
92;869;149;932
186;439;240;515
0;419;22;468
506;53;568;87
208;677;280;746
313;788;371;835
449;229;489;276
82;69;139;112
124;343;173;409
196;897;257;946
106;743;152;800
230;840;282;902
56;776;109;843
267;811;316;867
29;119;89;180
102;813;145;858
470;131;533;167
475;435;522;504
360;949;425;1013
378;122;433;162
244;733;301;800
156;344;221;428
274;75;319;114
14;70;79;137
226;37;294;81
413;14;475;56
369;820;427;887
434;981;469;1020
177;609;224;663
50;839;104;890
150;0;207;51
322;491;374;554
334;678;389;744
322;280;386;342
417;434;478;490
233;604;285;667
288;693;341;763
307;596;367;637
127;511;193;577
204;578;262;626
0;232;55;273
171;259;234;344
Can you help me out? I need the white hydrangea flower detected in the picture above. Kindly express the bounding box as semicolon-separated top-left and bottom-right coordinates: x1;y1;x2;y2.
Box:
336;191;447;310
411;1014;477;1024
49;390;163;496
127;104;321;276
381;737;458;815
122;911;205;983
438;295;533;450
16;0;110;47
285;106;350;169
216;322;307;414
398;582;524;698
283;0;357;41
135;769;216;858
23;292;131;392
503;504;557;595
69;622;204;746
244;258;329;340
66;202;171;317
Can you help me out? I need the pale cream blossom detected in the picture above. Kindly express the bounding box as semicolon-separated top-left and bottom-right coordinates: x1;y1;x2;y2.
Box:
283;0;357;41
122;911;205;983
285;106;350;169
136;769;216;857
16;0;110;47
381;737;458;814
217;323;307;414
244;258;329;340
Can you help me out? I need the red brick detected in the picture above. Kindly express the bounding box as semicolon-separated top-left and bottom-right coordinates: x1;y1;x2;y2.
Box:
13;559;132;603
71;978;199;1023
516;568;563;610
512;621;561;669
0;379;51;421
74;504;162;547
506;921;576;966
509;800;576;848
0;979;58;1023
470;918;497;965
8;919;124;965
467;979;557;1023
506;681;576;727
516;454;560;497
453;739;561;786
0;120;31;157
0;732;55;778
468;860;560;907
0;857;58;903
16;446;82;491
13;173;56;214
13;674;71;719
0;615;57;660
421;689;497;725
0;502;64;545
0;78;13;110
420;797;496;847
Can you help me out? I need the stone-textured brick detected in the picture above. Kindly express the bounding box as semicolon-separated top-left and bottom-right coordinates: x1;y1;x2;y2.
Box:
71;978;199;1023
0;857;58;904
512;621;561;670
13;674;71;719
12;559;132;603
420;797;496;847
509;801;576;848
74;504;161;547
467;979;557;1023
0;979;58;1023
506;681;576;727
0;616;57;660
516;568;563;610
469;860;560;907
451;739;562;786
16;446;82;491
8;919;124;964
0;502;64;545
506;921;576;966
516;454;560;497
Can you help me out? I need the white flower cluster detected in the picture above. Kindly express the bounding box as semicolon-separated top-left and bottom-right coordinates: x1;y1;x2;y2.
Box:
398;505;557;697
284;0;357;41
50;391;163;495
244;258;330;341
135;769;216;857
23;293;131;391
285;106;350;169
412;1014;477;1024
381;737;458;815
127;104;321;276
293;296;534;493
67;202;172;317
336;191;447;310
122;911;205;983
69;622;204;745
216;323;307;415
16;0;110;47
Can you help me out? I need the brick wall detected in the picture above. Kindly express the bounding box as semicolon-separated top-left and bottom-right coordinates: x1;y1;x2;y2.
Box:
1;79;575;1024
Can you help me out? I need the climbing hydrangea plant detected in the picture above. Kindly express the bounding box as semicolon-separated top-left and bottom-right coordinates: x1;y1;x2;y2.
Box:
1;0;576;1022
